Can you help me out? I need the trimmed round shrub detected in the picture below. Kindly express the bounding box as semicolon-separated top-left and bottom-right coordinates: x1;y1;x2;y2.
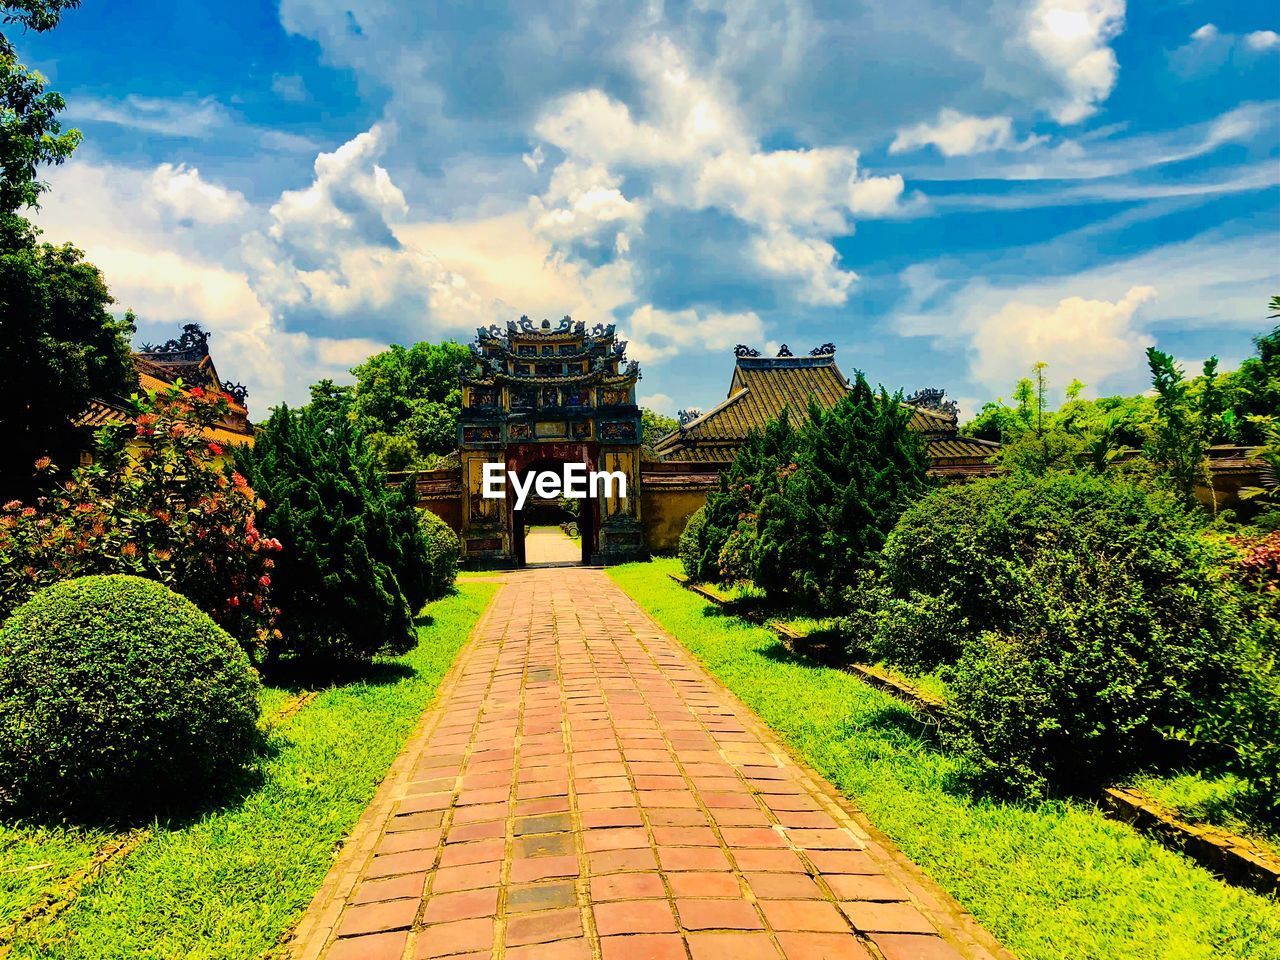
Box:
420;508;460;602
0;575;262;820
678;505;706;580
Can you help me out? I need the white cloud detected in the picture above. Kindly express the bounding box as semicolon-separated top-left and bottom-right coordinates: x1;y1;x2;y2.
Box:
146;164;250;225
751;228;856;306
1191;23;1218;43
73;95;232;137
969;285;1156;390
624;306;766;362
1245;30;1280;51
271;73;309;101
1023;0;1125;123
639;392;675;414
890;109;1042;156
528;160;643;253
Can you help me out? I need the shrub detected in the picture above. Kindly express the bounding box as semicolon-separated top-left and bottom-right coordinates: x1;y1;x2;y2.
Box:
757;377;930;607
0;575;261;820
419;507;460;602
678;505;706;579
0;385;280;657
237;402;417;665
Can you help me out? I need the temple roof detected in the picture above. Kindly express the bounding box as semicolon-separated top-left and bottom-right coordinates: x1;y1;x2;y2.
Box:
652;345;998;470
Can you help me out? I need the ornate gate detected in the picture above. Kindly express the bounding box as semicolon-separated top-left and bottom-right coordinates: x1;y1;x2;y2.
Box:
457;316;646;566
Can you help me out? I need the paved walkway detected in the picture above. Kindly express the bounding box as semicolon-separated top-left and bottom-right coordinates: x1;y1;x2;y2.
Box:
523;527;581;566
291;568;1009;960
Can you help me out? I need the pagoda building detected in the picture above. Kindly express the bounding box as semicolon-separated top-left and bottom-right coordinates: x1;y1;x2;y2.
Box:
456;315;646;566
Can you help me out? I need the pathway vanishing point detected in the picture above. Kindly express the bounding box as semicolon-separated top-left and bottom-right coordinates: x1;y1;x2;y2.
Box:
289;567;1012;960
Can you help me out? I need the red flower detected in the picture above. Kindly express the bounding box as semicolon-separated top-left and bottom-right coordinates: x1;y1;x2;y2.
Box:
190;386;206;399
208;442;224;456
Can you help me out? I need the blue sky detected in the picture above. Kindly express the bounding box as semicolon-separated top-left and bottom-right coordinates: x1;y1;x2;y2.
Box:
17;0;1280;418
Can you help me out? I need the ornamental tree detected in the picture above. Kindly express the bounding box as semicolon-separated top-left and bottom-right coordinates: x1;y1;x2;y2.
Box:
0;384;281;656
236;401;423;666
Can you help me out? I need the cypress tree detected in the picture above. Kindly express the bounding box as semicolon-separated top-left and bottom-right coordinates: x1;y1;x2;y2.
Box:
237;404;417;666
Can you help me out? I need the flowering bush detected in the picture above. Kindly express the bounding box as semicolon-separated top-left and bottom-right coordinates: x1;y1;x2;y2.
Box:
0;384;280;659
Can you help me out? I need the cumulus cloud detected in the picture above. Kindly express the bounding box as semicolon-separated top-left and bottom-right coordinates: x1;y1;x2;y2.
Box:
969;285;1156;389
639;392;675;414
623;305;766;362
146;164;250;225
248;126;493;341
1172;22;1280;75
1023;0;1125;123
1246;30;1280;51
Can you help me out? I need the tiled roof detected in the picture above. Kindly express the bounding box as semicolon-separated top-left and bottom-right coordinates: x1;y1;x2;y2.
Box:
653;352;998;470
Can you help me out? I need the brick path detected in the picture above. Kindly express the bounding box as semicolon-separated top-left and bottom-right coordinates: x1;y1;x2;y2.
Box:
290;568;1010;960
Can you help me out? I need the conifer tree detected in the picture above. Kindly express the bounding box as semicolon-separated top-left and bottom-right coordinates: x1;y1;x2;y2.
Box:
237;404;417;665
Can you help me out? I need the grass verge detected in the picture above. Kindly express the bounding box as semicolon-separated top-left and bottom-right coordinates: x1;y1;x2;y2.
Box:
5;581;497;960
609;558;1280;960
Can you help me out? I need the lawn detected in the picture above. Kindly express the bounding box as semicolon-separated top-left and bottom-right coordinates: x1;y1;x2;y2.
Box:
1;581;497;960
609;558;1280;960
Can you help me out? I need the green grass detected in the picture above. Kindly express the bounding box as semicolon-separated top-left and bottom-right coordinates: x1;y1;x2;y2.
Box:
609;558;1280;960
5;581;497;960
1130;771;1279;856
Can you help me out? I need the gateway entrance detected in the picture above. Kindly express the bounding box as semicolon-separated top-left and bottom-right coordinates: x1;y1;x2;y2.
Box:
457;316;646;567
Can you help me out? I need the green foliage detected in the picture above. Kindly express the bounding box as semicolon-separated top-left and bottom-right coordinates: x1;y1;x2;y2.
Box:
1;2;82;215
641;407;678;454
0;575;261;820
1214;323;1279;446
350;341;471;471
418;507;460;603
236;403;419;665
880;471;1235;798
0;385;280;653
762;378;930;606
0;218;134;495
678;504;705;579
1146;347;1220;504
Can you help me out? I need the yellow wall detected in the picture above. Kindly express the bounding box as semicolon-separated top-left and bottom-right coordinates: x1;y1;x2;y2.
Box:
642;487;709;554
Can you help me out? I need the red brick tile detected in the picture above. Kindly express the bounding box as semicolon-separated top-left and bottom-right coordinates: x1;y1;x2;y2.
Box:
720;827;786;848
648;808;710;827
337;898;419;937
422;886;500;923
667;872;741;898
447;819;506;844
590;871;666;901
842;902;936;935
868;934;965;960
759;900;850;933
702;792;758;809
506;937;594;960
505;907;582;946
593;898;678;935
589;847;659;874
518;797;572;817
414;917;495;958
657;846;731;871
388;810;446;832
510;854;579;883
328;930;408;960
366;849;436;879
825;875;908;902
807;850;879;874
776;932;874;959
582;809;644;829
582;827;650;852
731;849;807;873
600;933;688;960
439;838;506;867
638;790;699;808
785;829;859;851
398;792;452;813
578;791;637;811
351;871;428;905
431;860;503;893
376;828;441;855
744;873;823;900
651;826;719;847
686;931;782;960
452;801;509;825
677;898;764;930
507;881;577;913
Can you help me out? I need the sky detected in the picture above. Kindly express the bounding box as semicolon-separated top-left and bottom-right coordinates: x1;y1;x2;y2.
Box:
15;0;1280;419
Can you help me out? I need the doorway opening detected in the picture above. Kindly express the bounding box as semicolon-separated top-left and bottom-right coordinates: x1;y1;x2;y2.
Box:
509;458;597;567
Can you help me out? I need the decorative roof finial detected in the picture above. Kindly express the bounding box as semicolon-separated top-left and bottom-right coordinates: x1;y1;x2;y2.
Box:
810;342;836;356
776;344;793;357
734;344;761;358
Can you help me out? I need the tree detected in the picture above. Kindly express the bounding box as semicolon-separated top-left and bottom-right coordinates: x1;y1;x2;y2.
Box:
0;218;135;495
236;404;419;667
641;407;678;455
761;375;930;606
1146;348;1217;505
2;1;82;215
350;341;472;470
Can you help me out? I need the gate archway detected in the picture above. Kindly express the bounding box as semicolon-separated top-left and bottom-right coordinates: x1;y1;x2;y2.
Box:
456;316;646;567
